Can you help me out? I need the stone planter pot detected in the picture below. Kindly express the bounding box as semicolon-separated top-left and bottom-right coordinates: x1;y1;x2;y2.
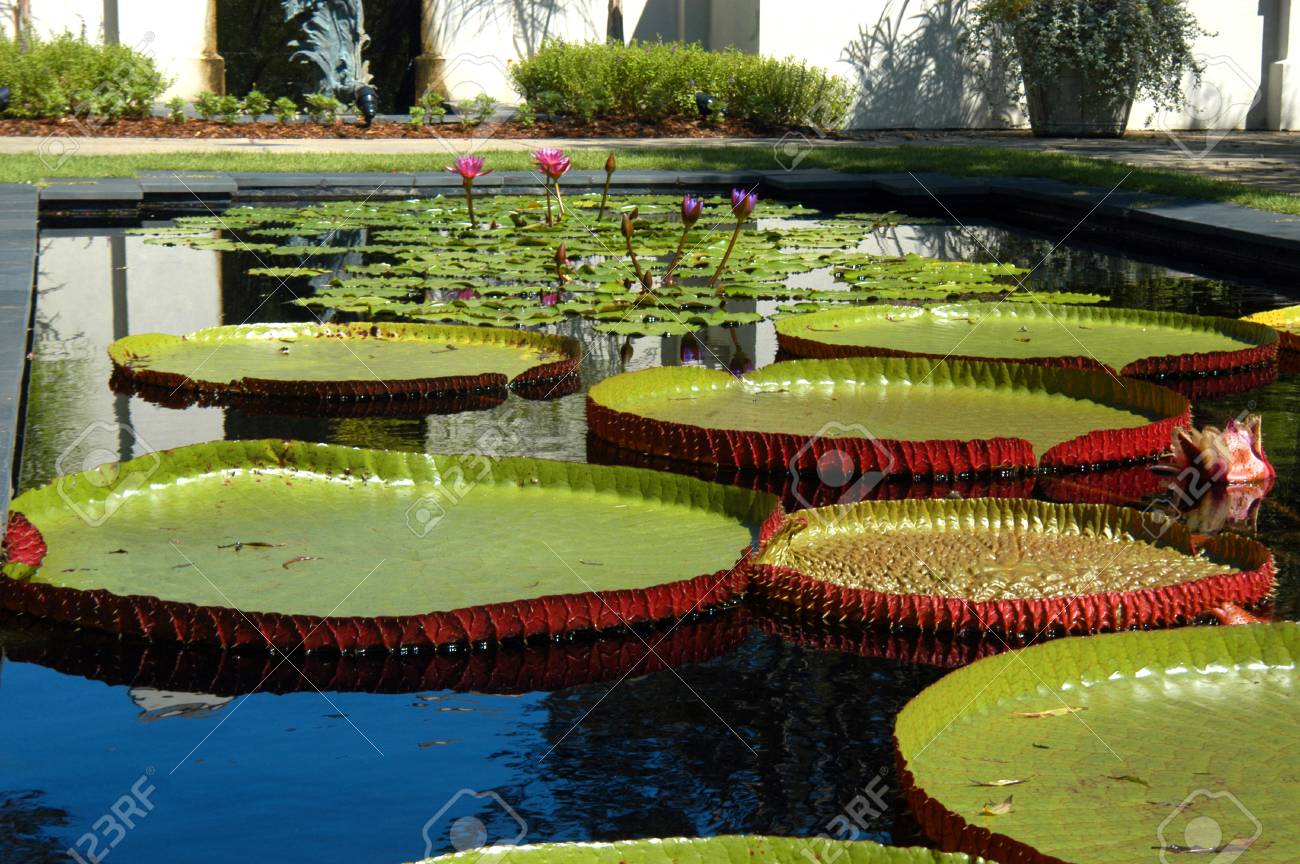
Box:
1023;67;1133;138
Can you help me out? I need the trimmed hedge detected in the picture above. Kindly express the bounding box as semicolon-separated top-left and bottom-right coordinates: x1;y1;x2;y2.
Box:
510;40;853;128
0;32;169;119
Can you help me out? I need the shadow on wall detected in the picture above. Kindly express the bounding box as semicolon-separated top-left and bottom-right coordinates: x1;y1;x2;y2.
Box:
439;0;597;60
842;0;1019;129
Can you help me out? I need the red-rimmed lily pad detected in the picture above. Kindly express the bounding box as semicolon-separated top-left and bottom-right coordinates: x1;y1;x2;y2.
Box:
0;607;749;696
108;322;580;402
586;357;1191;476
0;440;774;651
751;498;1274;633
1243;304;1300;352
419;836;986;864
894;623;1299;863
776;304;1278;376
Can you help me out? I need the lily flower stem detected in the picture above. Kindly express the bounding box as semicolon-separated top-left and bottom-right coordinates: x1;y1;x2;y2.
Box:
664;229;690;283
708;221;744;291
462;180;477;228
625;233;645;283
554;180;566;218
543;177;553;225
597;172;613;219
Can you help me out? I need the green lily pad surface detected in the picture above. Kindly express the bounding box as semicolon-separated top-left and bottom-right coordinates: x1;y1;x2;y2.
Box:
895;624;1299;863
1244;304;1300;351
108;322;579;399
2;440;772;649
587;358;1188;471
418;836;984;864
776;304;1275;373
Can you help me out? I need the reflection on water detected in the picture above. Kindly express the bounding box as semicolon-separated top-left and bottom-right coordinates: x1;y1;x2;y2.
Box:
4;217;1297;863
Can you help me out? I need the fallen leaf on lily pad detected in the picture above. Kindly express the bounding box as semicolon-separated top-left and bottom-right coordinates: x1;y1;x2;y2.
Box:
970;778;1028;787
981;795;1014;816
1012;706;1087;719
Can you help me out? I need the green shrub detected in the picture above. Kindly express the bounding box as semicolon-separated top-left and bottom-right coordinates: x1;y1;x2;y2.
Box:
0;31;169;119
509;40;852;128
165;96;187;123
240;89;271;119
272;96;298;123
216;94;241;124
407;105;426;127
514;101;537;126
417;90;447;123
193;90;222;121
303;93;343;124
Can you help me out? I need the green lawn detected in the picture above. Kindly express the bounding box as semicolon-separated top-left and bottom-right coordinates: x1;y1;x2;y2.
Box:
9;144;1300;216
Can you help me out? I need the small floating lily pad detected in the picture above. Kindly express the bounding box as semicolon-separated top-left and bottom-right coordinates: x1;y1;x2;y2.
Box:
421;836;984;864
776;304;1278;376
108;322;580;401
752;498;1273;633
1243;304;1300;352
586;357;1190;475
1;440;774;651
895;624;1299;863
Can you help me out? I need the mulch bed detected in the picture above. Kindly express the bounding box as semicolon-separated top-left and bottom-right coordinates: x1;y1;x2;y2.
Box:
0;115;807;139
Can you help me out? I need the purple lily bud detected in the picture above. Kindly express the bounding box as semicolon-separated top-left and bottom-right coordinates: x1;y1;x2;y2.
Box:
730;188;758;221
680;194;704;228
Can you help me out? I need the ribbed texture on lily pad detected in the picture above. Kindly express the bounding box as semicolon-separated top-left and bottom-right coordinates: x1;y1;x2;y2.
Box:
776;303;1279;377
108;322;581;401
1;440;772;651
893;624;1299;863
751;498;1274;634
587;357;1189;475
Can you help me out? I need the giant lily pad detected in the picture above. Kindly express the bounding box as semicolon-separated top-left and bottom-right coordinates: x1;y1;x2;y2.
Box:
751;498;1274;633
776;304;1279;376
1243;304;1300;352
108;322;580;401
586;357;1190;475
419;836;984;864
1;440;774;651
895;624;1299;863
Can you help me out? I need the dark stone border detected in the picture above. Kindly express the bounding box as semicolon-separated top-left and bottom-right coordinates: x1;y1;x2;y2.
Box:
5;167;1300;518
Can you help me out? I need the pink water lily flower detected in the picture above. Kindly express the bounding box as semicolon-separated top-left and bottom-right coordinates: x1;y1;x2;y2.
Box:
1170;415;1274;485
446;154;491;180
533;147;571;178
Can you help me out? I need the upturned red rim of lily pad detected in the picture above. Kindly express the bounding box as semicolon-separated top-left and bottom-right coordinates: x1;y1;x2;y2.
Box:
1;440;772;652
108;322;581;402
586;357;1191;477
750;498;1274;634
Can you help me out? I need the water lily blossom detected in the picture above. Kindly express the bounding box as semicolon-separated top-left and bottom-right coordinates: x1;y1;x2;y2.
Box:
598;151;617;220
666;194;704;282
446;154;491;227
534;147;572;223
1170;415;1274;485
710;187;759;290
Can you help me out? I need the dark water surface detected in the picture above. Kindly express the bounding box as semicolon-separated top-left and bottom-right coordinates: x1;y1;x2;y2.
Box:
3;217;1297;863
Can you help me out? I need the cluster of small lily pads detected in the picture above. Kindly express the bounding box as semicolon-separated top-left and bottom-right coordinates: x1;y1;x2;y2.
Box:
134;153;1107;338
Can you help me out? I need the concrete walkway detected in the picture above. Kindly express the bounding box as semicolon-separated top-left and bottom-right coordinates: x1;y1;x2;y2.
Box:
3;129;1299;193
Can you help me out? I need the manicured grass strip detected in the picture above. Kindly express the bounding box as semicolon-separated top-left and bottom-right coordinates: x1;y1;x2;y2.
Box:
8;145;1300;216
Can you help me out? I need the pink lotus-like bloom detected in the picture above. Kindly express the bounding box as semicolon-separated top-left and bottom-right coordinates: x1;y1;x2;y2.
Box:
730;188;758;221
1171;415;1274;485
680;194;704;228
533;147;571;179
540;291;560;307
446;155;491;180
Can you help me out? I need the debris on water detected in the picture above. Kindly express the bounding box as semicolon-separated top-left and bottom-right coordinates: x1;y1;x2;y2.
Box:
61;567;95;573
279;347;290;354
218;541;284;552
108;549;128;554
1014;337;1031;343
1013;706;1086;718
981;795;1014;816
970;778;1028;787
1109;775;1150;788
1031;743;1050;749
579;559;604;566
172;563;194;569
282;556;320;569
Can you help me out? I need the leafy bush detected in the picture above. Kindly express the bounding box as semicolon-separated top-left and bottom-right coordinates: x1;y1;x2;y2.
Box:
417;90;447;123
509;40;852;128
272;96;298;123
240;89;270;119
968;0;1207;110
0;31;169;119
216;94;241;124
303;93;343;124
193;91;222;121
165;96;187;123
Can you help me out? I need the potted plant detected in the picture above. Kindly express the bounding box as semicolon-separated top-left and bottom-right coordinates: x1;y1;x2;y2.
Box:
968;0;1207;137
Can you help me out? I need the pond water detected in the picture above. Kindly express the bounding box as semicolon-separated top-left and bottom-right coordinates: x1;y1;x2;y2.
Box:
3;214;1297;863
